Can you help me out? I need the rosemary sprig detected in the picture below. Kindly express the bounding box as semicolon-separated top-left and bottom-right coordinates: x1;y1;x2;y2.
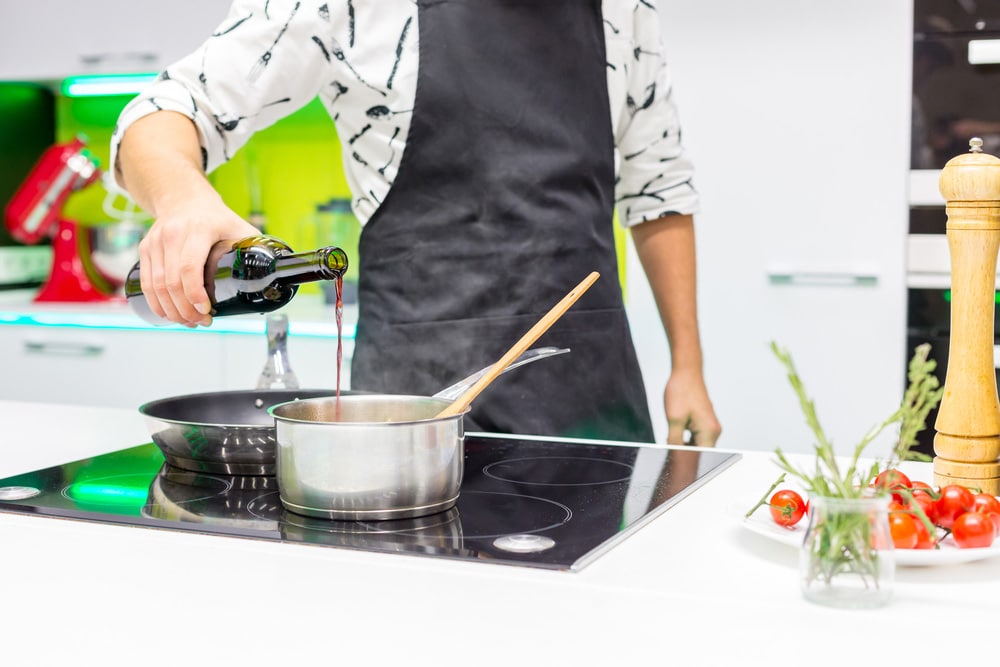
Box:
765;341;943;499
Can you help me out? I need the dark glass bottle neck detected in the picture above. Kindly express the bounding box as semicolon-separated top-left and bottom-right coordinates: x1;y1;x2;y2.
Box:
271;246;349;285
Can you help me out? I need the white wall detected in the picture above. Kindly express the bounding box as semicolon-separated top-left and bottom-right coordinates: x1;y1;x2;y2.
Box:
626;0;913;456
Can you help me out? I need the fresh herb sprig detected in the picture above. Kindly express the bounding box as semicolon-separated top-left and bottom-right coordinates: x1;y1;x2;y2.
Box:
752;343;944;593
767;341;942;499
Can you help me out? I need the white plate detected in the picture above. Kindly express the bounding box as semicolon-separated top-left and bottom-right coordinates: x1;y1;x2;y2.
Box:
741;505;1000;567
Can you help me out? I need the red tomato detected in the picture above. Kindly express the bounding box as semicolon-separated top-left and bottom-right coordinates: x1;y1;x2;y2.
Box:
874;469;913;504
987;513;1000;538
875;469;912;490
888;512;919;549
912;492;935;518
912;489;941;525
970;494;1000;537
952;511;996;549
934;485;976;530
911;513;937;549
911;480;934;493
769;489;806;528
971;493;1000;516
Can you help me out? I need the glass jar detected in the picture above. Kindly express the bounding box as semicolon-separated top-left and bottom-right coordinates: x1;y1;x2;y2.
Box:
799;495;895;609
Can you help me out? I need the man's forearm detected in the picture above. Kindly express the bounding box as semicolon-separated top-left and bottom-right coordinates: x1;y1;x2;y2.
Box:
630;213;704;373
116;111;222;217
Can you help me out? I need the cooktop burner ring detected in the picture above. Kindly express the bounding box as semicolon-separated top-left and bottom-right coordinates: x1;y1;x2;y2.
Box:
242;489;573;540
446;490;572;539
482;456;633;486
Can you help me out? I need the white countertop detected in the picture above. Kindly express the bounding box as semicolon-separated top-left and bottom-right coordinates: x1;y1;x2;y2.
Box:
0;400;996;664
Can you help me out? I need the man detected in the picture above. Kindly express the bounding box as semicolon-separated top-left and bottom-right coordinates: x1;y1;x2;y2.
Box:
112;0;721;446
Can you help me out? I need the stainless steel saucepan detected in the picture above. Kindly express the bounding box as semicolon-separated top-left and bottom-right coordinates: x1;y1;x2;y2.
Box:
269;347;571;522
139;347;568;477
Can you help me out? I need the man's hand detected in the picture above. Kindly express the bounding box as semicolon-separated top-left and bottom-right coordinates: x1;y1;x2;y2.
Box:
137;198;260;327
118;111;260;327
664;366;722;448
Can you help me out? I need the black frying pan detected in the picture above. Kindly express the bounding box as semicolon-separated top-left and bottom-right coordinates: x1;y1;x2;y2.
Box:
139;389;363;475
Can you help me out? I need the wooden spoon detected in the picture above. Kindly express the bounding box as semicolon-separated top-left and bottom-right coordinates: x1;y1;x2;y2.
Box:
434;271;600;418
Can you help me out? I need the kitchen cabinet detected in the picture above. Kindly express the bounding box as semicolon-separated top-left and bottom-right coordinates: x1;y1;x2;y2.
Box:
0;0;233;82
625;0;911;456
0;295;352;409
0;324;222;408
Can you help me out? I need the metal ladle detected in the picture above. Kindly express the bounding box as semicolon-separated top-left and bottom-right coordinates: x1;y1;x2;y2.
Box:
432;346;570;400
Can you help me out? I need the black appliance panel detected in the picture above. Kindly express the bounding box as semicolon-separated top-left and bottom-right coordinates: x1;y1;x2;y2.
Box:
906;287;1000;456
913;1;1000;169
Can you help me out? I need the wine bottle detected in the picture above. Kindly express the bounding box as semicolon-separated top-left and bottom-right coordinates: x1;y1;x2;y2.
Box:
125;235;348;325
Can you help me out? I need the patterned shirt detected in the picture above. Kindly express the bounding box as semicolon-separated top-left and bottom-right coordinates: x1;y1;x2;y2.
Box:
110;0;698;227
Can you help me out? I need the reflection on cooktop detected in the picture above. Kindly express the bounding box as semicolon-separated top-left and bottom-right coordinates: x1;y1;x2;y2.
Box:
0;434;740;571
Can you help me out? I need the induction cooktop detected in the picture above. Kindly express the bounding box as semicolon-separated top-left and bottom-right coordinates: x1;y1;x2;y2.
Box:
0;434;739;571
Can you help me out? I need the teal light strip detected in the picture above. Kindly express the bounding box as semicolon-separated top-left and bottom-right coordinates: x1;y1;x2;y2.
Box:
61;73;158;98
0;310;355;339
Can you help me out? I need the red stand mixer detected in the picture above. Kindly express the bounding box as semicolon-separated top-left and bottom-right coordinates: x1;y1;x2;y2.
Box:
4;136;122;302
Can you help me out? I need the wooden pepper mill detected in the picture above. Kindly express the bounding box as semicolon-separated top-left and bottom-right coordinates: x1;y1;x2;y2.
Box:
934;137;1000;495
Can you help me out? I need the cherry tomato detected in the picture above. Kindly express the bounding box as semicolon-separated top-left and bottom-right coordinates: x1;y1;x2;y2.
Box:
952;511;996;549
970;494;1000;537
769;489;806;528
888;512;919;549
911;512;937;549
911;489;941;525
875;468;912;491
874;469;913;503
971;493;1000;516
934;484;976;530
911;480;935;494
986;513;1000;538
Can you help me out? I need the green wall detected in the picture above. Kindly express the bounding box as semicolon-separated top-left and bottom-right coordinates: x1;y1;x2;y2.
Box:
0;84;56;245
57;95;347;250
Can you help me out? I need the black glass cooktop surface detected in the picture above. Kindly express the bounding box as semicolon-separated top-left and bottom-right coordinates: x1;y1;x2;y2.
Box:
0;434;739;571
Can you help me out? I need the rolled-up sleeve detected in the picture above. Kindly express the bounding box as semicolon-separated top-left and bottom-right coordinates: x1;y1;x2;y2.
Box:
613;1;699;227
109;0;331;192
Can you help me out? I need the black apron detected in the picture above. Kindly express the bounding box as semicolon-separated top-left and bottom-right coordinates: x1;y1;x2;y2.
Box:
351;0;654;443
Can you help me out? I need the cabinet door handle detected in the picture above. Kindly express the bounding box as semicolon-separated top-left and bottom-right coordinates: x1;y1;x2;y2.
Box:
77;52;158;67
767;271;878;287
23;341;105;357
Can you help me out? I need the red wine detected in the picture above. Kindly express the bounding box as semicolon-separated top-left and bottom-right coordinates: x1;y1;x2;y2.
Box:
334;273;344;421
125;235;348;325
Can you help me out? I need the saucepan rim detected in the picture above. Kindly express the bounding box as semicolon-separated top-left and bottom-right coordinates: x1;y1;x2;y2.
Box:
268;394;469;427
